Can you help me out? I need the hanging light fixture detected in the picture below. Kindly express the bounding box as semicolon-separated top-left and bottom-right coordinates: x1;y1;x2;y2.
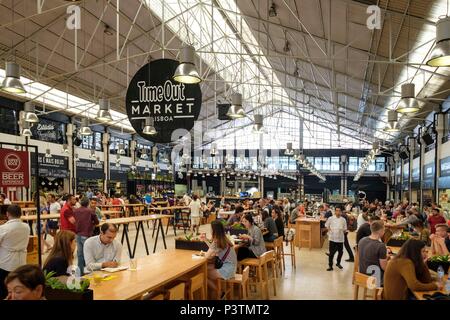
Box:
79;118;92;136
384;110;400;132
285;142;294;156
173;44;201;84
20;120;32;137
62;144;69;154
210;143;218;156
252;114;265;134
427;16;450;67
89;149;95;159
23;102;39;123
226;93;245;119
45;148;52;158
141;149;149;160
115;162;121;168
142;117;157;135
396;83;420;114
1;62;26;93
74;153;79;161
95;156;101;165
97;98;112;121
268;1;277;17
118;143;126;155
116;154;121;163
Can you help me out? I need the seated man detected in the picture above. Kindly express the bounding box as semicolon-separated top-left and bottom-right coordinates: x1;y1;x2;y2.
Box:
4;265;46;300
227;206;244;225
83;223;122;273
430;224;450;256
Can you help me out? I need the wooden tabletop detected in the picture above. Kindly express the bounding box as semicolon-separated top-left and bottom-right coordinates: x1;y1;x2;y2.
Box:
100;214;173;225
20;213;60;222
99;204;145;208
296;217;323;223
413;275;448;300
148;206;189;211
21;207;38;212
92;249;207;300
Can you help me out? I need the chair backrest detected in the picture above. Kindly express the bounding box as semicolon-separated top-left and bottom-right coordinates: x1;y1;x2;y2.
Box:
168;282;186;300
273;236;283;247
353;272;379;300
262;250;275;262
241;266;250;284
190;273;204;291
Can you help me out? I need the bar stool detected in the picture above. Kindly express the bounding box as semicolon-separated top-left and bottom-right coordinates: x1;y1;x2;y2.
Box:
223;266;250;299
263;250;277;297
265;236;284;275
239;253;269;299
298;223;312;250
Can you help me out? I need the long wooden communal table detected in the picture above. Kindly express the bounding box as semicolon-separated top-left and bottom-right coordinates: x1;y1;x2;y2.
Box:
21;207;38;214
295;217;325;249
99;204;146;217
92;249;207;300
148;206;190;236
12;201;35;208
20;213;60;235
413;275;448;300
100;214;172;257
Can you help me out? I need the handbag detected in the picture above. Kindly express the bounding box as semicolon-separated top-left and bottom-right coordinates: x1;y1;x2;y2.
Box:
214;245;231;269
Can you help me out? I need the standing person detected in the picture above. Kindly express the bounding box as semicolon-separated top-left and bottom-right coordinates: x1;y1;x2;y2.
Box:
43;230;76;277
189;194;202;235
60;194;76;233
283;198;290;227
325;207;347;271
85;188;93;200
236;214;266;261
90;198;103;236
383;239;439;300
0;205;30;299
183;193;192;206
358;221;389;287
0;193;12;205
47;193;61;239
73;197;99;275
341;210;355;263
427;208;446;234
204;220;237;299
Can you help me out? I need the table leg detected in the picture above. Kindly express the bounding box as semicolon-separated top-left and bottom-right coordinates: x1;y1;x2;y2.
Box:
123;224;133;258
153;219;160;253
29;221;34;235
140;221;149;255
202;262;207;300
160;218;167;250
172;215;177;236
131;221;142;258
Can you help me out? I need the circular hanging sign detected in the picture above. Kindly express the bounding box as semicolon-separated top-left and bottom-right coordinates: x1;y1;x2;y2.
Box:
126;59;202;143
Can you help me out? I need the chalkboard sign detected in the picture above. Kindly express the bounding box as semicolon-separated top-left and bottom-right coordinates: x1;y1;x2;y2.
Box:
30;118;66;144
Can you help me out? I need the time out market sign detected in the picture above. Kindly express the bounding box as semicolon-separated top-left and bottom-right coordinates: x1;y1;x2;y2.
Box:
126;59;202;143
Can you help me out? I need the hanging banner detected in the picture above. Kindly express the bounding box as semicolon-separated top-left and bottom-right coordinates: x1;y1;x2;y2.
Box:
0;149;29;187
440;156;450;177
125;59;202;143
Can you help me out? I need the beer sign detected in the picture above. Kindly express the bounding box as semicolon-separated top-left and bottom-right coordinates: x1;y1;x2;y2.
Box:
0;149;29;187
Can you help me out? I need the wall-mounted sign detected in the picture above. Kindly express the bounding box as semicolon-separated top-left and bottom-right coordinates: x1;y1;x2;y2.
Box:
31;153;69;178
0;149;29;187
403;163;409;179
125;59;202;143
412;168;420;182
422;162;435;189
440;156;450;177
76;159;104;179
30;118;66;144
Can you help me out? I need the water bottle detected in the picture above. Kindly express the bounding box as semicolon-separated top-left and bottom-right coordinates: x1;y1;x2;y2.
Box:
437;266;445;286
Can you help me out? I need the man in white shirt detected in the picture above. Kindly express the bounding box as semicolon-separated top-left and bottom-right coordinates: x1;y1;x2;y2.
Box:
189;194;202;235
0;193;12;205
325;206;347;271
183;193;192;206
47;193;61;238
83;223;122;274
0;205;30;299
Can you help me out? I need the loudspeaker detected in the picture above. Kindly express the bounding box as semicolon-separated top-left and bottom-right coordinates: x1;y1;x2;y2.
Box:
399;150;409;160
421;132;434;146
73;136;82;147
217;104;231;120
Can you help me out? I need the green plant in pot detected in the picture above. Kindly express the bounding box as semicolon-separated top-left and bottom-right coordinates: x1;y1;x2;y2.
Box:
427;255;450;274
44;271;93;300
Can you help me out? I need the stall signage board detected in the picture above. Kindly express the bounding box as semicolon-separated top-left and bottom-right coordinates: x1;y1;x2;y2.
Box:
30;153;69;178
125;59;202;143
0;149;29;187
76;159;104;171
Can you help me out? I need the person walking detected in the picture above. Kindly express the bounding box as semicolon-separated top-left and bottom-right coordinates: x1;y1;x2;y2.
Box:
325;206;347;271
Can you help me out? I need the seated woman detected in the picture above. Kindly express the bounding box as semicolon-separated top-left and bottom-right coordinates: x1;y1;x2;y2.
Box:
5;265;46;300
383;239;440;300
43;230;76;277
204;220;237;299
236;214;266;261
272;207;285;240
261;210;278;242
411;220;431;246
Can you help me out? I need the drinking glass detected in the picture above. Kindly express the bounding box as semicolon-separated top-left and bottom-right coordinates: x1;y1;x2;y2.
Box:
129;258;138;271
93;272;103;286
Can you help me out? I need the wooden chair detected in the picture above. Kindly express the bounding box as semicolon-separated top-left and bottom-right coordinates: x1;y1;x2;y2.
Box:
282;237;296;269
167;282;186;300
223;266;250;300
298;223;312;250
353;272;383;300
265;236;284;275
188;273;205;300
352;247;359;285
262;250;277;298
239;253;269;299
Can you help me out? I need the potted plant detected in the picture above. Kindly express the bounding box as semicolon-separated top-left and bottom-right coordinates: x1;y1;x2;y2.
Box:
44;271;93;300
226;223;248;236
386;231;410;247
427;255;450;274
175;233;210;251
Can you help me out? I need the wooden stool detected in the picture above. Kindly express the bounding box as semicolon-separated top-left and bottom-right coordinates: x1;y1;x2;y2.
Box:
282;238;296;269
352;247;359;285
353;272;383;300
262;250;277;298
224;266;250;300
265;236;284;275
188;273;206;300
298;223;312;250
168;282;186;300
239;253;268;299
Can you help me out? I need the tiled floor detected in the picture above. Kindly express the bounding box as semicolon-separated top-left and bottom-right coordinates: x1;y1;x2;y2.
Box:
41;222;356;300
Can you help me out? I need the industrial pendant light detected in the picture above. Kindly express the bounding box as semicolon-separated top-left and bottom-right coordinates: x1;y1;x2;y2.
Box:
268;2;277;17
20;120;32;137
427;17;450;67
226;93;245;119
396;83;420;114
384;110;400;132
79;118;92;136
118;143;126;155
45;148;52;158
285;142;294;156
1;62;26;94
74;153;79;161
95;156;101;165
23;101;39;123
173;44;201;84
62;144;69;154
89;149;95;159
142;117;157;135
210;143;217;156
252;114;266;134
141;149;149;160
97;98;112;121
116;154;121;163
